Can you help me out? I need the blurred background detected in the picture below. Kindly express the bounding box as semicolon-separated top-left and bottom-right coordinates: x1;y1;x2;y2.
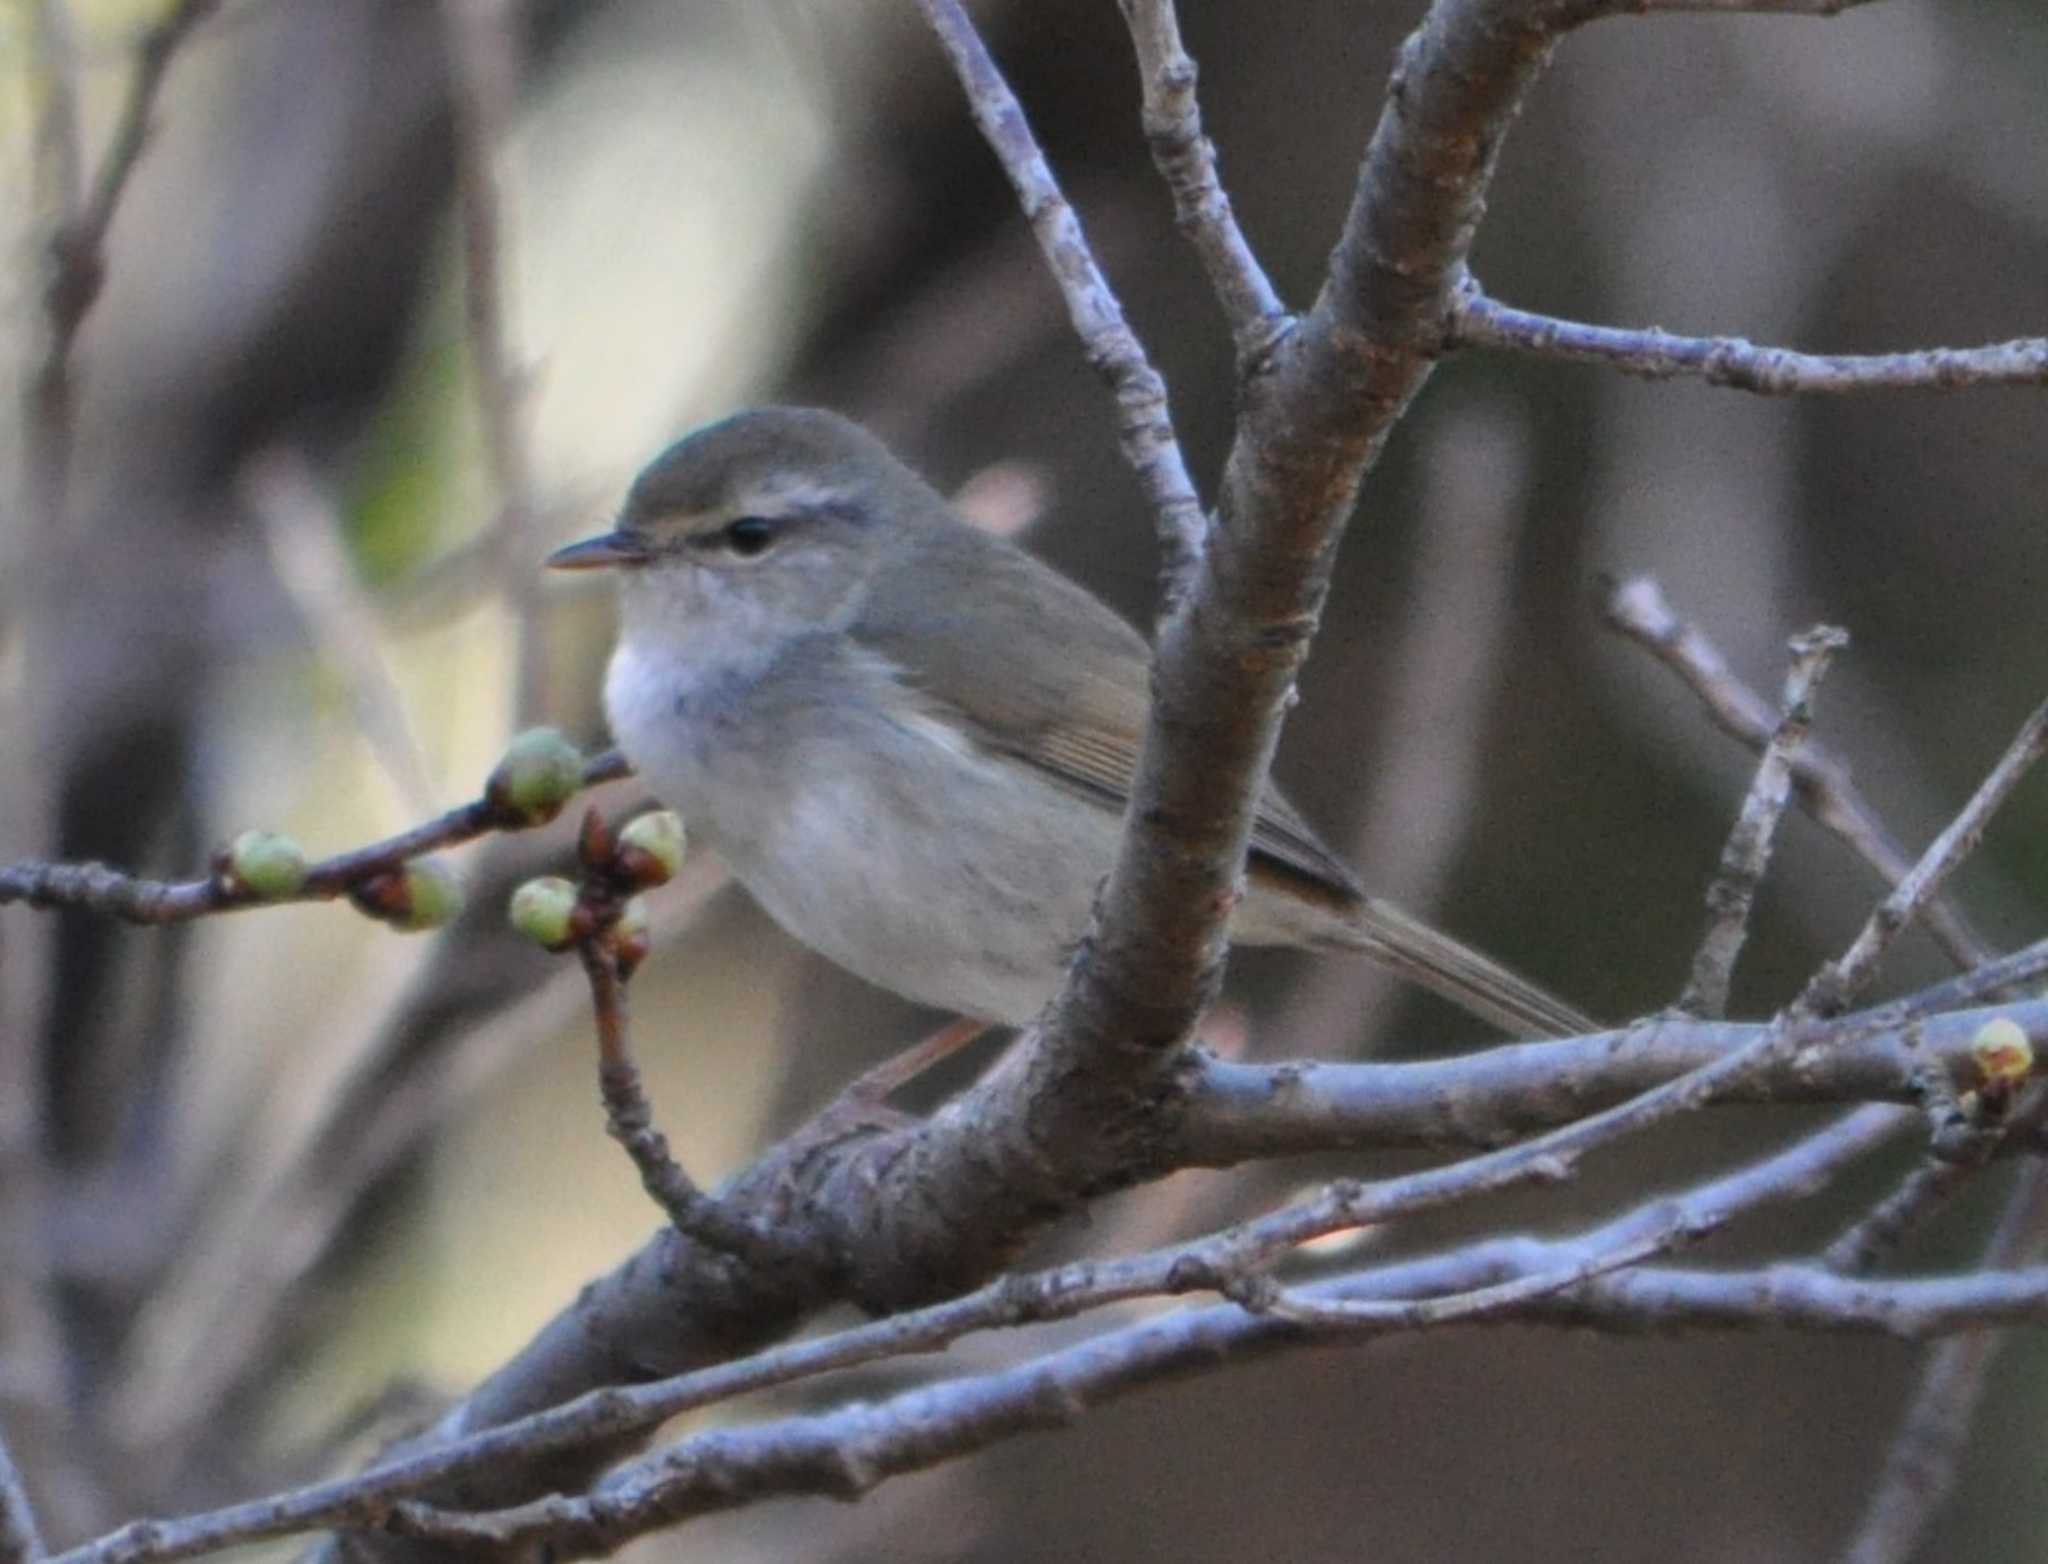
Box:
1;0;2045;1558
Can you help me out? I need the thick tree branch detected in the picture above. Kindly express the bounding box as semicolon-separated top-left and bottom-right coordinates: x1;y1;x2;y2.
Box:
1040;0;1583;1119
1451;285;2048;392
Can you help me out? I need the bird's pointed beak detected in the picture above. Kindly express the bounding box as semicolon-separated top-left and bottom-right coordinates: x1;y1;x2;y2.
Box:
545;530;652;571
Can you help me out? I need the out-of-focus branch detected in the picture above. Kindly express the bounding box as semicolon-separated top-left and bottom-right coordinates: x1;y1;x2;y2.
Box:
0;751;628;926
30;0;225;502
440;0;546;719
242;448;442;820
1450;285;2048;393
1840;1163;2048;1564
1681;625;1844;1018
0;1435;44;1564
1114;0;1287;364
912;0;1208;606
1606;576;1993;968
1820;1120;2004;1279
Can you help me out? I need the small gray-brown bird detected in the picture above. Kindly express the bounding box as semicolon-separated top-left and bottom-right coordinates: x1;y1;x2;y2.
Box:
549;407;1588;1037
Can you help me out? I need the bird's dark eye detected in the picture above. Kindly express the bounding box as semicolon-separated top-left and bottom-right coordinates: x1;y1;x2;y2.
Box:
721;516;778;557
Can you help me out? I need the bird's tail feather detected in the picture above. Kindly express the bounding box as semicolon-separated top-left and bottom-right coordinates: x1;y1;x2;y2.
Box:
1324;895;1595;1039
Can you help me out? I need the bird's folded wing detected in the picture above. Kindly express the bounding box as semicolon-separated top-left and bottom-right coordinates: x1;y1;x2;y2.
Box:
853;528;1362;904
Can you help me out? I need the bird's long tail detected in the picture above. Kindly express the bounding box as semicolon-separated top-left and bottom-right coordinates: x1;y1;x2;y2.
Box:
1325;895;1595;1039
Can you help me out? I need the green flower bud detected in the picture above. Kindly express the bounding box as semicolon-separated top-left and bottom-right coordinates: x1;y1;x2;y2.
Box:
509;876;580;951
616;810;686;887
226;830;309;899
396;859;465;930
352;859;465;932
486;727;586;826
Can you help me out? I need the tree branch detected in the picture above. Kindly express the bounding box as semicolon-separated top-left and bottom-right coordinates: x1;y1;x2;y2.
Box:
1175;996;2048;1161
0;752;628;925
0;1435;44;1564
1839;1163;2048;1564
292;1256;2048;1561
1605;576;1993;967
1450;284;2048;393
1115;0;1288;364
1680;624;1844;1017
440;0;546;719
912;0;1208;606
1801;697;2048;1018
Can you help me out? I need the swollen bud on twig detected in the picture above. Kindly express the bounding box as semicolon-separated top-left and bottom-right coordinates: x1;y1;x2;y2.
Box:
1971;1016;2033;1104
485;727;586;826
509;876;580;952
615;896;651;979
223;830;309;899
351;859;466;932
615;810;686;888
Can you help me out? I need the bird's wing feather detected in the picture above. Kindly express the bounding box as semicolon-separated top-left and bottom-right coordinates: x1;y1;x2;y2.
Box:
852;522;1362;903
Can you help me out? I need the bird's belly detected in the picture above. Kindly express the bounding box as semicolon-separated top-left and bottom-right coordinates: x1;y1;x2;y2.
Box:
608;647;1113;1024
726;753;1108;1024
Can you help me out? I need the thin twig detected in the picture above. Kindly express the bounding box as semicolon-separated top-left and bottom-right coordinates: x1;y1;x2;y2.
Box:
1802;697;2048;1017
32;0;225;504
440;0;547;719
0;753;629;924
1822;1152;2001;1280
1264;1102;1902;1328
1840;1163;2048;1564
1451;285;2048;394
579;938;781;1266
568;812;789;1269
1606;576;1993;968
912;0;1208;609
116;858;717;1449
0;1433;45;1564
1114;0;1288;364
1681;624;1846;1017
25;0;86;540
